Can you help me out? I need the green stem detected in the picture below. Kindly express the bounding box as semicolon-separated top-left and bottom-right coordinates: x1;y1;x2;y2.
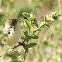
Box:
23;49;26;62
23;40;28;62
23;28;30;62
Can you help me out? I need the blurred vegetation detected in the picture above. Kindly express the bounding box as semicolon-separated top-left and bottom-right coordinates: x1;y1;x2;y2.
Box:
0;0;62;62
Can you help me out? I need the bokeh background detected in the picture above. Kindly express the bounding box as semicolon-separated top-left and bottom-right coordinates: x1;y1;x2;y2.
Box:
0;0;62;62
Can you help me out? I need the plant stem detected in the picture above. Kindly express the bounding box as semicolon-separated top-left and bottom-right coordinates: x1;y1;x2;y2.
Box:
23;28;30;62
23;49;26;62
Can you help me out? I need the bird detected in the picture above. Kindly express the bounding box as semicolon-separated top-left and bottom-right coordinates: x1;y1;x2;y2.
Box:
3;18;21;47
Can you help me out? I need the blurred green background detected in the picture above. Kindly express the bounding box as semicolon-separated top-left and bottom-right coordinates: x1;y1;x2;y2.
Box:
0;0;62;62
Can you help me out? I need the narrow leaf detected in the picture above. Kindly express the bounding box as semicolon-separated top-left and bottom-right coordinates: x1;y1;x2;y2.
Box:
22;12;30;18
6;52;21;59
24;19;31;28
34;19;39;27
21;35;25;39
46;24;50;28
29;17;35;21
30;34;39;39
23;30;28;35
27;43;37;48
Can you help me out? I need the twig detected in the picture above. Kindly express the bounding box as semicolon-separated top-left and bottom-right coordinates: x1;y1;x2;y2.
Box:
23;28;30;62
33;22;46;34
13;40;25;49
13;24;44;49
23;43;27;62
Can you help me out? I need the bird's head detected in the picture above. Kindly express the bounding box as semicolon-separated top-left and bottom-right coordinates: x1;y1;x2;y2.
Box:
6;18;19;27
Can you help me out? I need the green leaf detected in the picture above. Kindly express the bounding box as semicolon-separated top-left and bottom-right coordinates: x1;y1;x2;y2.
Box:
21;35;25;39
26;49;29;54
29;17;38;27
6;52;21;59
23;30;28;35
46;24;50;28
44;16;47;21
30;34;39;39
24;19;31;28
34;19;39;27
27;43;37;48
22;12;30;18
29;17;35;21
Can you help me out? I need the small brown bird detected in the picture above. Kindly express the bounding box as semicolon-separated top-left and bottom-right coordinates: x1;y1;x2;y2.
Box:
3;18;21;46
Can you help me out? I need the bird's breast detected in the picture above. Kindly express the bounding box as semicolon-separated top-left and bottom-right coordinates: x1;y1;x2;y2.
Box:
7;25;21;46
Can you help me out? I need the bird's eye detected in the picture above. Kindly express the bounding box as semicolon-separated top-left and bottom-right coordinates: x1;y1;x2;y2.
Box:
10;26;12;28
8;32;10;34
